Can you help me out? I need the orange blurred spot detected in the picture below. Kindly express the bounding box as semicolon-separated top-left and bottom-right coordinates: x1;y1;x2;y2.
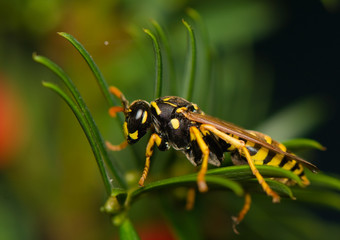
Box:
0;74;27;168
137;221;176;240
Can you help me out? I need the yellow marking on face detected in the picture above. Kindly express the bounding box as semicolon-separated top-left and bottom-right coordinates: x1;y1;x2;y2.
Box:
129;130;139;140
141;111;148;124
192;103;198;110
151;101;162;115
162;97;171;101
170;118;180;129
123;122;128;137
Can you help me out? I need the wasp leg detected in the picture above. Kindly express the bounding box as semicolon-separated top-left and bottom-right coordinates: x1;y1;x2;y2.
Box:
200;124;280;203
190;126;210;192
138;133;163;186
232;193;252;234
185;188;196;210
106;140;128;151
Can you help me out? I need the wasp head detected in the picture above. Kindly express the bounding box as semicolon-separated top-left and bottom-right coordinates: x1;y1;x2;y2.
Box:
123;100;152;144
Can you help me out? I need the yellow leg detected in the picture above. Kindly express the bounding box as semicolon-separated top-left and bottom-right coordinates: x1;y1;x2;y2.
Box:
200;124;280;203
106;140;128;151
138;133;162;186
190;126;210;192
232;193;252;234
185;188;196;210
139;156;151;186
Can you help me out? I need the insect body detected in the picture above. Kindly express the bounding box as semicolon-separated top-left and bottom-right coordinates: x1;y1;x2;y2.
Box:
107;86;318;203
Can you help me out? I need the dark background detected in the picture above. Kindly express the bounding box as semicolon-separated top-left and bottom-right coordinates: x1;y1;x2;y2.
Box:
1;0;339;239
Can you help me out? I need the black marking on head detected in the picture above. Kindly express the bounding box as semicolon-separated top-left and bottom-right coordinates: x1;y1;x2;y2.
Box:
125;100;151;143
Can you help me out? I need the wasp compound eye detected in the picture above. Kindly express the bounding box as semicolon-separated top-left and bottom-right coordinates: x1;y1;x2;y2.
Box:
125;100;151;144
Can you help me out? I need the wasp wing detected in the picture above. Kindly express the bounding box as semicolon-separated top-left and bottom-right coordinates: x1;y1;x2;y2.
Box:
183;111;318;173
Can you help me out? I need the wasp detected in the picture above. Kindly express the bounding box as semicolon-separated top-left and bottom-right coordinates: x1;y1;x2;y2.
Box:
106;86;318;225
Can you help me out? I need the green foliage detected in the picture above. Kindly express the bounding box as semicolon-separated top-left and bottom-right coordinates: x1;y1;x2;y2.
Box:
33;53;126;193
119;219;141;240
143;28;163;99
34;15;340;239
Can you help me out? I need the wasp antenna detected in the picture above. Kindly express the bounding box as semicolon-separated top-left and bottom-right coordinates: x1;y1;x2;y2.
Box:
109;86;129;110
108;106;125;117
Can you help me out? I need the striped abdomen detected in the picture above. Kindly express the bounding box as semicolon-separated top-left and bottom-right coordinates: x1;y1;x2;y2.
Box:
227;130;310;186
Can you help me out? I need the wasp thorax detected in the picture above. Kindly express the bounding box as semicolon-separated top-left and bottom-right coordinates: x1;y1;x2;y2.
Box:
124;100;151;144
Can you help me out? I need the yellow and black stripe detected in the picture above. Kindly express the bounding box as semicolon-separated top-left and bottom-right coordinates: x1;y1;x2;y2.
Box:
234;131;310;185
107;85;320;229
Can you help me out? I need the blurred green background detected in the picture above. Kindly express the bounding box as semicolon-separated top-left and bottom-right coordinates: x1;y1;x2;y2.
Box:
1;0;339;239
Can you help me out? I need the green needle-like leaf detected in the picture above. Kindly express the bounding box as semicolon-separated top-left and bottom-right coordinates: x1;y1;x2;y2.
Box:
186;8;214;110
182;19;197;101
207;165;303;186
57;32;119;109
293;188;340;211
307;172;340;191
283;138;326;151
126;165;306;206
150;19;177;95
33;53;126;190
41;81;113;194
244;179;294;199
129;175;244;205
119;219;141;240
57;32;142;166
144;28;163;98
